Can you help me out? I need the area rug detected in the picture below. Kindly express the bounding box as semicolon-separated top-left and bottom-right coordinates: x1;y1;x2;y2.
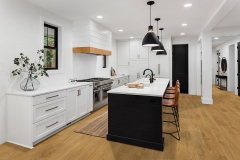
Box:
75;111;108;138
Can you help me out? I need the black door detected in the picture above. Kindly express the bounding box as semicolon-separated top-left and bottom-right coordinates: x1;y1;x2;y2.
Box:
238;42;240;96
172;44;188;93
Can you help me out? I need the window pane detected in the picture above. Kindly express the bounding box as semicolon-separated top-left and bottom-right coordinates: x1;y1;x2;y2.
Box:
44;27;47;37
48;37;55;47
48;28;55;38
44;37;47;46
44;49;56;69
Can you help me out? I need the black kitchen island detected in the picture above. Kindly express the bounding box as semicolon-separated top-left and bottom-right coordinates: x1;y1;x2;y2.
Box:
107;78;169;151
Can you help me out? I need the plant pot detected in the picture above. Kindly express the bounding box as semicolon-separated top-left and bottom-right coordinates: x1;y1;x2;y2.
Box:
20;75;40;91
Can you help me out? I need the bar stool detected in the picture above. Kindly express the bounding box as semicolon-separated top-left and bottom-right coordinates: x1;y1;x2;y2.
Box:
162;88;180;140
165;82;180;94
167;80;179;90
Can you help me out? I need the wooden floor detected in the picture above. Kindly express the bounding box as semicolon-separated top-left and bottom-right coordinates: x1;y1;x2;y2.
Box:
1;86;240;160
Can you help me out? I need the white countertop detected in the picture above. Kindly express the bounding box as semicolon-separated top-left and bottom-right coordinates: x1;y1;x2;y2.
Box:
111;75;129;79
7;82;92;97
108;78;169;97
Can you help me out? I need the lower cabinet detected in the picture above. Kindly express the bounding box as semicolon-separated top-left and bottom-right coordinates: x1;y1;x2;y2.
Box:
7;83;93;149
67;85;92;123
111;76;129;89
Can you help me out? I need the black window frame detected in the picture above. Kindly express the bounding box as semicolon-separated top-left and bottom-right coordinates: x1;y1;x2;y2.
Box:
44;23;58;70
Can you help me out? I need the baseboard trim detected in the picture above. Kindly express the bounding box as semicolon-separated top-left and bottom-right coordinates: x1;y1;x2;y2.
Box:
201;97;213;104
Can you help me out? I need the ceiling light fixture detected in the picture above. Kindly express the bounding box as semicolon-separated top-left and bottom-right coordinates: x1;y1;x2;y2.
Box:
97;16;103;19
184;3;192;7
181;24;187;26
142;1;160;47
119;30;123;32
214;37;219;40
180;33;185;35
130;37;134;39
156;28;167;55
151;18;164;52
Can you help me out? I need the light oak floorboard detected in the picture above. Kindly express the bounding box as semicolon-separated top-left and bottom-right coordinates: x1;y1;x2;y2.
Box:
1;86;240;160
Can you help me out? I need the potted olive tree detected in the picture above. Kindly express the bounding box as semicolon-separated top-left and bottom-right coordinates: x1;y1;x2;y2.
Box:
12;49;49;91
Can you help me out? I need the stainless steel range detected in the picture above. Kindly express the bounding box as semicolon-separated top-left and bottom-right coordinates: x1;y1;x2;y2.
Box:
77;78;113;111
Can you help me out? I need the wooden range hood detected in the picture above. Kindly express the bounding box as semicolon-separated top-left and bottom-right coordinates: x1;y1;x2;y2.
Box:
73;47;111;56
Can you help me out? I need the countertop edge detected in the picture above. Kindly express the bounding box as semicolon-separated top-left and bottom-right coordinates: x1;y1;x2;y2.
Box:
6;82;93;97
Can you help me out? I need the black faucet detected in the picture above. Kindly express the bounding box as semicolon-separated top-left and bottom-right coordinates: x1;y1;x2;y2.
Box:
145;74;151;78
143;69;154;83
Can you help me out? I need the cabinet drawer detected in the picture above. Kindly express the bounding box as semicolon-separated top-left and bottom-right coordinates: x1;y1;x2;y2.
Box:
33;90;66;105
33;98;66;123
33;112;66;141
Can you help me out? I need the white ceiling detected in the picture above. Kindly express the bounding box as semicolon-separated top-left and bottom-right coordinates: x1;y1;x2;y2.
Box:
215;2;240;28
212;35;237;47
25;0;224;40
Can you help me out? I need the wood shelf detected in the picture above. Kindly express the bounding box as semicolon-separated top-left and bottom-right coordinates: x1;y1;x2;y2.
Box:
73;47;111;56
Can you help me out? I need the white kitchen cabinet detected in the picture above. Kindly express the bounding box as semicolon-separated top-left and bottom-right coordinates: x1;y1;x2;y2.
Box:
88;84;93;112
129;59;149;82
77;86;88;117
118;41;130;66
67;85;90;122
7;83;92;149
67;88;78;123
149;49;170;78
130;39;148;59
140;45;149;58
130;40;140;59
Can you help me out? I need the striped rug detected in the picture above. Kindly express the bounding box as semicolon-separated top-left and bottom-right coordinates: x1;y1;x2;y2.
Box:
75;111;108;138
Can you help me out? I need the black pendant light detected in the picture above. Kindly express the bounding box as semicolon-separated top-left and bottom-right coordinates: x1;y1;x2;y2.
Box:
151;18;164;52
142;1;160;47
156;28;167;55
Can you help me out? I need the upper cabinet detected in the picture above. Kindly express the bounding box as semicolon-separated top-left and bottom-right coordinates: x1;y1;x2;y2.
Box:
118;41;130;66
130;39;148;59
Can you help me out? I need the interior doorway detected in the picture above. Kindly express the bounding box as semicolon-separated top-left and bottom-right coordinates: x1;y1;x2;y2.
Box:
228;44;235;92
172;44;189;93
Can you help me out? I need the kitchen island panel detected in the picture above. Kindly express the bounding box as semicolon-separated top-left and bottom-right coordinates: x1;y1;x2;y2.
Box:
107;93;164;151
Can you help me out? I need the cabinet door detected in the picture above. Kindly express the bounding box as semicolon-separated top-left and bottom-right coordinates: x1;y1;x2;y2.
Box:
130;40;140;59
67;88;78;123
149;51;160;77
87;85;93;112
129;59;139;76
118;41;130;66
139;59;149;78
77;86;88;117
140;45;149;59
112;79;118;89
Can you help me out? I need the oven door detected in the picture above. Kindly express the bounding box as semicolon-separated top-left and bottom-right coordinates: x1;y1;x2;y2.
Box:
93;89;101;110
102;84;111;101
101;84;111;107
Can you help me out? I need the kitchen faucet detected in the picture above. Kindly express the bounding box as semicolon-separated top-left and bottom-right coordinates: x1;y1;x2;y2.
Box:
145;74;151;78
143;69;154;83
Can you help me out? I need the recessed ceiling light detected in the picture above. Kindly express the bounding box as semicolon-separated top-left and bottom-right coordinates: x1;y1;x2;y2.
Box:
180;33;185;35
184;4;192;7
214;37;219;40
182;24;187;26
119;30;123;32
130;37;134;39
97;16;103;19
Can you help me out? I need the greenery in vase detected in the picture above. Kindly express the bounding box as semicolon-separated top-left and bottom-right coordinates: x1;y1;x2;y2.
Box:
12;49;49;79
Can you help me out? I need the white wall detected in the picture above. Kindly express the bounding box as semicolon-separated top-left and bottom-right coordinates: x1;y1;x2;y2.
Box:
0;0;73;144
213;35;240;95
107;39;118;72
171;37;199;95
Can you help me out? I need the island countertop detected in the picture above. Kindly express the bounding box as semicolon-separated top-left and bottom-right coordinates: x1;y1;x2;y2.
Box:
107;78;169;97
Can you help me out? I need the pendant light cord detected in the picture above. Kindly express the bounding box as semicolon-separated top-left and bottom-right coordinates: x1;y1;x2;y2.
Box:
161;30;162;41
150;5;151;25
157;21;158;36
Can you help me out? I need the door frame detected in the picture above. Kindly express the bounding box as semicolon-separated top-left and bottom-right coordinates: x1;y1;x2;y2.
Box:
171;43;190;93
